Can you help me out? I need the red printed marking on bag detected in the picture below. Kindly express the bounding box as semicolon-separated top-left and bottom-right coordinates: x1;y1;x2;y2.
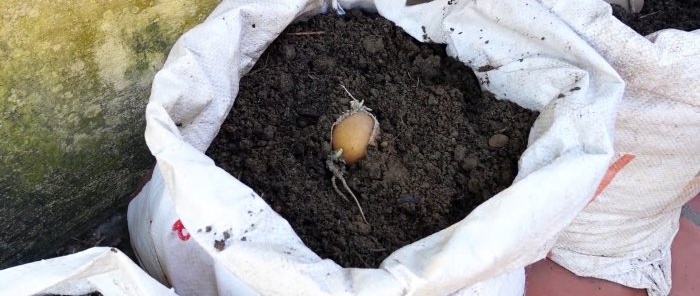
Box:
591;154;635;202
172;219;191;241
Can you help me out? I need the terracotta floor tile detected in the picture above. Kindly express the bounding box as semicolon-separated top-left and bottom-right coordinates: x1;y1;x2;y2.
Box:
525;213;700;295
525;259;646;296
669;218;700;296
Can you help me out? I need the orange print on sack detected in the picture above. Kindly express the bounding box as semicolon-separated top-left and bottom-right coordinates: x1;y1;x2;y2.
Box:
591;154;635;202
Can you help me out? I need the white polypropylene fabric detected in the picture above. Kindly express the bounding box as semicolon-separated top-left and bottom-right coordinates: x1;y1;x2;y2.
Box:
546;4;700;294
0;247;175;296
128;0;627;295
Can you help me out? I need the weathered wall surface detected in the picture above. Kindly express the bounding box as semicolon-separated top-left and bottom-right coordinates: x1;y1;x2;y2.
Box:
0;0;219;267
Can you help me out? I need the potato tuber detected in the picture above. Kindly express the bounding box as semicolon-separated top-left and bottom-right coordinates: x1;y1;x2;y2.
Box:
326;85;380;224
331;112;376;164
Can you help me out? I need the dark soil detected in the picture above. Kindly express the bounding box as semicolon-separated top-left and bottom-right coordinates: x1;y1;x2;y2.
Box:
206;11;537;268
611;0;700;35
48;0;697;273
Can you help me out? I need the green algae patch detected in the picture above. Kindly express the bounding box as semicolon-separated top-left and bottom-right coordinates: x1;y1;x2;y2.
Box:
0;0;219;267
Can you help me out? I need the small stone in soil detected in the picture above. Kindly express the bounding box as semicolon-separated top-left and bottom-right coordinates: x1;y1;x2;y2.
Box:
488;134;509;148
398;193;421;204
453;145;467;161
461;156;480;171
362;36;385;54
282;44;296;60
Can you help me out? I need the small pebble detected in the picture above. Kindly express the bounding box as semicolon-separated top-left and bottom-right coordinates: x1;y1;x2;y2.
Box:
282;45;296;60
380;141;389;149
467;178;481;194
362;36;385;54
488;134;509;148
398;193;421;204
428;95;439;106
263;125;276;140
278;73;293;93
453;145;467;161
461;156;479;170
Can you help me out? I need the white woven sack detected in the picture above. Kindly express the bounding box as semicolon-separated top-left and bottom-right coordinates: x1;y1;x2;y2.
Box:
546;3;700;295
128;0;625;295
0;247;175;296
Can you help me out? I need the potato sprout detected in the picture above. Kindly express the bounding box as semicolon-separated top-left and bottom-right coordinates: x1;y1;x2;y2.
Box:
326;85;380;224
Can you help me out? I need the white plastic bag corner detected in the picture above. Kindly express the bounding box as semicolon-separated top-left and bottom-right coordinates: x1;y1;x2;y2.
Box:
0;247;175;296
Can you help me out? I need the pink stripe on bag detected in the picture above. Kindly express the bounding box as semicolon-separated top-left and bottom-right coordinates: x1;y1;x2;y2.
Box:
591;154;635;202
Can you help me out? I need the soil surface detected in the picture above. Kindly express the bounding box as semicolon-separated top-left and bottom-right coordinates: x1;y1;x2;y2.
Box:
207;11;537;268
48;0;697;273
611;0;700;35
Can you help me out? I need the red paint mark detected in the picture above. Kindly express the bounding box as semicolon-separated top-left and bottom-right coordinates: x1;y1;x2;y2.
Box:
591;154;635;202
172;219;191;241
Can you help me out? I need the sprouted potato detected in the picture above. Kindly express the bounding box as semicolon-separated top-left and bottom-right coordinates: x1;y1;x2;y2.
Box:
326;85;380;224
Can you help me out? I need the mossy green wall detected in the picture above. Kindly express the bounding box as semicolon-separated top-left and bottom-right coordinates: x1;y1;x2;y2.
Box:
0;0;219;267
